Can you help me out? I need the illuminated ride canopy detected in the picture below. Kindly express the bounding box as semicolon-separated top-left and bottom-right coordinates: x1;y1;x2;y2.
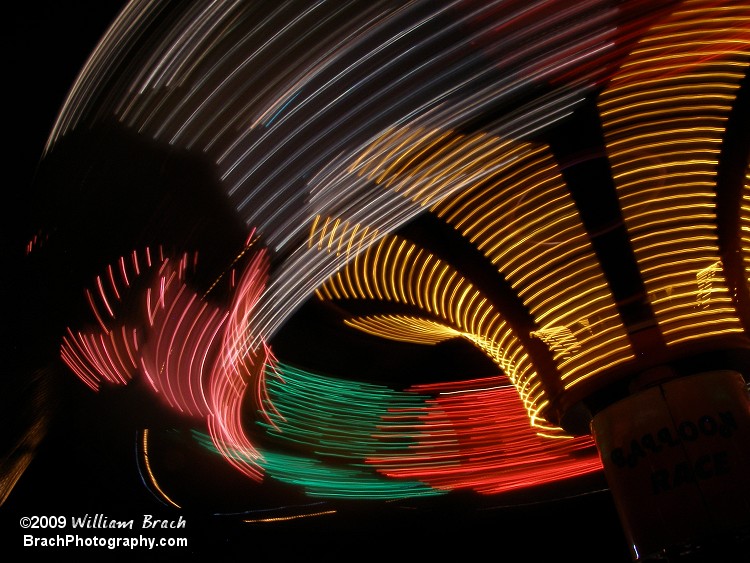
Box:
21;0;750;557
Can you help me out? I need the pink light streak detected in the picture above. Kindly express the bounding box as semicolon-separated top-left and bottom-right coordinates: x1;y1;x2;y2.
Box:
59;241;277;482
207;248;276;480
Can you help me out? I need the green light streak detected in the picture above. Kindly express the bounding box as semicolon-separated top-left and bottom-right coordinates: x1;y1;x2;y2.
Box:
259;362;432;460
188;362;453;498
191;430;444;500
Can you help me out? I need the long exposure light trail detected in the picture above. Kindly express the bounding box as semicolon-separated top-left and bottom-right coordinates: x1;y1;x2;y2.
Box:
42;0;678;352
20;0;750;530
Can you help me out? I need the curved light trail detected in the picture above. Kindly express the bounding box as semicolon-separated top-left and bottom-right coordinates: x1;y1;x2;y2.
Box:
18;0;750;519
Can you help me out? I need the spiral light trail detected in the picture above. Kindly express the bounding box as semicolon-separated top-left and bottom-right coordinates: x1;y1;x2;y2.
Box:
18;2;750;550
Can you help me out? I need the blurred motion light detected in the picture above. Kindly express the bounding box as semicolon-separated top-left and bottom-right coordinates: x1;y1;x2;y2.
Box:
20;0;750;560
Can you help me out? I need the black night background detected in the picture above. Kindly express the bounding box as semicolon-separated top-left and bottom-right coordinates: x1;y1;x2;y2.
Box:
4;3;748;563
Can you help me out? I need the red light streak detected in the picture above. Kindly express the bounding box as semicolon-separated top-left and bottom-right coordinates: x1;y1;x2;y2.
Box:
369;377;602;494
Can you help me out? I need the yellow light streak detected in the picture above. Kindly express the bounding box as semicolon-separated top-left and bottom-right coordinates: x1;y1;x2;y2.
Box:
141;429;181;509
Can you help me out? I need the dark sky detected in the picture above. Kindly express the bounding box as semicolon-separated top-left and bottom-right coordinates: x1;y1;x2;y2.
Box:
0;4;638;562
